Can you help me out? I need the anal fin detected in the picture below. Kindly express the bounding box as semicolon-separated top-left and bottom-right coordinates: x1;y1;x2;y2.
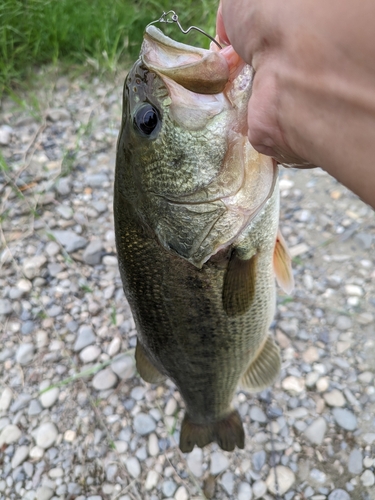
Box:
179;410;245;453
135;341;166;384
223;251;257;316
273;229;294;294
241;335;281;391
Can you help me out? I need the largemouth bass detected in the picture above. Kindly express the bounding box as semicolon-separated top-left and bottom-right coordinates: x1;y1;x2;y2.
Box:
114;25;294;452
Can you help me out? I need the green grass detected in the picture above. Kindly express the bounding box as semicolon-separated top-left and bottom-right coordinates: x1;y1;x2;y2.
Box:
0;0;218;94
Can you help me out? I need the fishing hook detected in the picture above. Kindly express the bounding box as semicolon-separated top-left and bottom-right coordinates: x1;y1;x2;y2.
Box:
147;10;222;50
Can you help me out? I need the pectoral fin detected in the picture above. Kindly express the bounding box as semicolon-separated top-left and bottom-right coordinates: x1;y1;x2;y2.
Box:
240;335;281;391
273;229;294;294
135;341;165;384
223;251;257;317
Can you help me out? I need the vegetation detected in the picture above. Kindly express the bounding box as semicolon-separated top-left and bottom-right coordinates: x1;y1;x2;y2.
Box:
0;0;218;93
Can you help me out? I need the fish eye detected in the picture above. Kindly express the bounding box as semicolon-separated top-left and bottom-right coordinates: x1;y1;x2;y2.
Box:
134;103;160;137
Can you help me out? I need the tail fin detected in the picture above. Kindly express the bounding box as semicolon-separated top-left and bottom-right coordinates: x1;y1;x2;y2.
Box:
179;410;245;453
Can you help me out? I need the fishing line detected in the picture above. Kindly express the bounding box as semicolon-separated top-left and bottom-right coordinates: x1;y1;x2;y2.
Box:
147;10;222;50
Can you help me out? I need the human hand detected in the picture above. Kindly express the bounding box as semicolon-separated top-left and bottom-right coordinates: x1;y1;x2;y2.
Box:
216;0;375;208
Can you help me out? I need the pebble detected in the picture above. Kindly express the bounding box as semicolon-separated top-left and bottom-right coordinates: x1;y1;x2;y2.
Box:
36;486;54;500
252;480;267;498
16;343;35;365
304;417;327;445
28;399;42;416
125;457;141;478
64;430;76;442
83;239;103;265
133;413;156;435
79;345;101;363
310;469;327;484
237;482;253;500
35;422;58;449
73;326;96;351
92;368;117;390
107;337;121;357
175;485;189;500
162;480;177;497
47;107;71;121
219;471;234;495
11;445;29;468
323;390;345;407
0;424;21;446
348;449;363;474
360;470;375;487
148;433;159;456
363;457;374;468
0;299;12;315
39;380;59;408
110;354;135;379
336;316;352;331
145;470;159;490
282;376;305;394
252;450;266;471
266;466;295;495
249;406;267;423
328;489;350;500
210;451;229;475
0;124;13;145
52;230;87;252
332;408;357;431
187;447;203;477
22;255;47;279
0;387;12;411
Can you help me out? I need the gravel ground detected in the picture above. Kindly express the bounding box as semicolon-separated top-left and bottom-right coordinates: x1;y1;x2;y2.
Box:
0;68;375;500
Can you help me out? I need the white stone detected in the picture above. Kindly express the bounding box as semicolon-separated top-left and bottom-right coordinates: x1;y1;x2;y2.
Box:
11;445;29;468
266;466;295;495
148;433;159;456
210;451;229;475
92;368;117;390
48;467;63;478
302;346;319;363
64;430;76;442
35;486;54;500
79;345;101;363
145;470;159;490
0;424;21;446
0;125;13;145
29;446;44;459
316;377;330;392
16;343;35;365
36;422;58;449
345;285;363;296
187;447;203;477
361;470;375;487
252;480;267;498
165;398;178;416
0;387;12;412
22;255;47;279
282;376;305;394
175;485;189;500
220;471;234;495
110;354;135;380
323;390;345;407
107;337;121;357
39;380;59;408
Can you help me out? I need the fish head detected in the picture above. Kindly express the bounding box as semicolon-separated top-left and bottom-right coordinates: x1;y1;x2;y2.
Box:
116;26;277;267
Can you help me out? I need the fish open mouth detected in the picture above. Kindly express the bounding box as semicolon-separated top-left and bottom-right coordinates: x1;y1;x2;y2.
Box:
142;25;244;95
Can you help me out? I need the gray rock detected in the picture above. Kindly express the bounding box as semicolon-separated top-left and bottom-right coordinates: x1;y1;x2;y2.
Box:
36;486;54;500
348;449;363;474
86;174;109;187
249;406;267;423
354;232;373;250
82;239;103;265
92;368;117;390
304;417;327;445
220;471;234;495
56;205;73;219
28;399;42;416
162;480;177;497
110;354;135;380
73;326;96;351
335;315;352;331
52;230;87;252
0;299;12;315
252;450;267;471
55;177;71;196
237;482;253;500
10;393;32;412
310;469;327;483
332;408;357;431
125;457;141;478
23;462;33;478
328;489;350;500
187;447;203;477
36;422;58;449
11;445;29;468
0;387;12;411
133;413;156;435
16;343;35;365
210;451;229;475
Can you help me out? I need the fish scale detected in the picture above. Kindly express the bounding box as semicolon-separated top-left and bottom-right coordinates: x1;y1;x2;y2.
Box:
114;25;293;452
